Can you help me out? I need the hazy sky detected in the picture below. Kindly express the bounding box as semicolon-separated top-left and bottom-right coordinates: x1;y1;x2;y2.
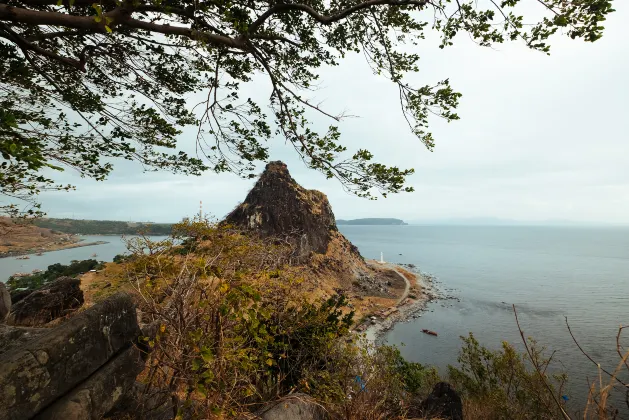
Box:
36;2;629;224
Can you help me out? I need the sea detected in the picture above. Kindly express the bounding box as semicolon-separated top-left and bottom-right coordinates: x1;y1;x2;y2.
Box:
1;226;628;414
339;225;629;416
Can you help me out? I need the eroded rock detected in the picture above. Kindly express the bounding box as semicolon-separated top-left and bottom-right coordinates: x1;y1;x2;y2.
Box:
0;282;10;322
0;292;141;420
35;345;144;420
223;161;339;259
7;277;84;326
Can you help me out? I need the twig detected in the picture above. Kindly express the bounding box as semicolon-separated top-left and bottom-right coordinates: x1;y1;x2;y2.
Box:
513;305;571;420
565;317;629;388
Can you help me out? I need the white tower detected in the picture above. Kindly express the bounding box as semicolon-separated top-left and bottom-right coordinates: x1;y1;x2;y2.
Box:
380;252;385;264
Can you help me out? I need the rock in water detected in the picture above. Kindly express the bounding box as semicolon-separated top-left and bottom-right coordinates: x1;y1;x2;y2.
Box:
7;277;84;326
0;283;10;322
224;161;338;259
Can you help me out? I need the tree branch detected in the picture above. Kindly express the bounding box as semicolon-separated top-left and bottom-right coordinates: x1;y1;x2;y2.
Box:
249;0;430;33
0;21;82;68
0;4;248;51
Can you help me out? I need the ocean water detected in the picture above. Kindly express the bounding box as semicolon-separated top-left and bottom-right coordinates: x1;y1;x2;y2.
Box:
338;225;629;414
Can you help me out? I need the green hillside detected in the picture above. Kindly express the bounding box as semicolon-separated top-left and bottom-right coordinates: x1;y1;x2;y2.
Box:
33;218;173;235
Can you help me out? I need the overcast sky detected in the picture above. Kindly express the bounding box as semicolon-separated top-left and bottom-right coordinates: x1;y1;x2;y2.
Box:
36;2;629;224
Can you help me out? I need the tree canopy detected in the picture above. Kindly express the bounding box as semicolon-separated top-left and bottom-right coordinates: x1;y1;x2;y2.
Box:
0;0;615;214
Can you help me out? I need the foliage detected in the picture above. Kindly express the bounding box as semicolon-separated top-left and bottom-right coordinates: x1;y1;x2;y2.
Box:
123;218;439;418
6;258;102;290
112;253;131;263
33;218;173;235
0;0;615;213
447;332;568;420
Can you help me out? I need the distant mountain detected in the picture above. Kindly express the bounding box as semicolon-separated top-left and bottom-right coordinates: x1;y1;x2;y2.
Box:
336;218;408;226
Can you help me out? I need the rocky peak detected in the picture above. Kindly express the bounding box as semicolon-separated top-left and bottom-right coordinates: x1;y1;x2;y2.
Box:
223;161;339;258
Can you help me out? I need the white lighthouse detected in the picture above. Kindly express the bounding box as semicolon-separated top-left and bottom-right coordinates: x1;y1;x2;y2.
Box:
380;252;385;264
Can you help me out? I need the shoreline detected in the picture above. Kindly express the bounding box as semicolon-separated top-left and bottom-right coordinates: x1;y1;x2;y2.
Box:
362;265;441;344
0;239;109;259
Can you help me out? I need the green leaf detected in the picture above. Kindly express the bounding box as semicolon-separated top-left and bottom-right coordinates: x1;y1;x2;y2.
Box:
200;347;214;363
105;25;112;33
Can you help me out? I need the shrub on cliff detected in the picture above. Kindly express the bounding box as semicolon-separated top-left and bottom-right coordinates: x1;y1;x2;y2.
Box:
447;333;568;419
123;217;438;418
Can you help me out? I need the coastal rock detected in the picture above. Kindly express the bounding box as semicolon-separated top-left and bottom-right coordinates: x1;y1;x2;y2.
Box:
256;393;327;420
0;324;46;355
34;345;144;420
223;161;339;259
7;276;84;326
0;292;141;420
0;282;10;322
10;289;33;304
419;382;463;420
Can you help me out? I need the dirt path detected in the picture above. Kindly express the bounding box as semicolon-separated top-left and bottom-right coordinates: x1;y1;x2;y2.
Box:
365;261;411;305
387;264;411;305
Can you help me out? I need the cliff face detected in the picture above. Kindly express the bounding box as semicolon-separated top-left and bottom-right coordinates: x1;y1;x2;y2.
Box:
224;161;341;259
223;161;409;311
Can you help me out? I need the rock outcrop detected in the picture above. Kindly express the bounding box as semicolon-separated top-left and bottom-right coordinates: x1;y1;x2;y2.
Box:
0;282;10;322
224;161;340;259
0;292;142;420
7;277;84;326
419;382;463;420
222;161;406;301
256;394;327;420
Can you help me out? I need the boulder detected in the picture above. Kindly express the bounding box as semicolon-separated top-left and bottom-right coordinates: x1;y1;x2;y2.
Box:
419;382;463;420
256;394;327;420
0;282;10;322
7;277;84;326
0;324;46;355
34;345;144;420
10;289;33;304
0;292;141;420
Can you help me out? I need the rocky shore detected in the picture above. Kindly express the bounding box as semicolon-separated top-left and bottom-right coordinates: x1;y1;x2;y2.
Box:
363;265;442;343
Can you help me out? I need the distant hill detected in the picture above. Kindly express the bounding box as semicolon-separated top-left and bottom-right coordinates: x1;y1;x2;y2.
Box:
336;218;408;226
33;218;173;235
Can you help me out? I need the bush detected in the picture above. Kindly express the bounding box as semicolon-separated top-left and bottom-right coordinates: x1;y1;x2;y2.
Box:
125;218;438;419
447;333;568;420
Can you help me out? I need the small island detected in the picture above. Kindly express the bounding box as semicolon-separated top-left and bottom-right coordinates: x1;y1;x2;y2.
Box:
336;218;408;226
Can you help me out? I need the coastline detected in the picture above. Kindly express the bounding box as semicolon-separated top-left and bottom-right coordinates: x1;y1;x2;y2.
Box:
0;239;109;259
362;265;440;344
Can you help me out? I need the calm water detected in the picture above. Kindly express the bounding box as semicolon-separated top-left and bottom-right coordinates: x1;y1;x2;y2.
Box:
338;225;629;415
0;235;166;282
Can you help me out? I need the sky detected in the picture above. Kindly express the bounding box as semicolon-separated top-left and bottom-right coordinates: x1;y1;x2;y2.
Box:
34;1;629;224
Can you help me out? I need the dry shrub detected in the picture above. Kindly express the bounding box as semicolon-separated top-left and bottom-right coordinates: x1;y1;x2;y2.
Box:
116;217;440;419
580;325;629;420
123;218;357;418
